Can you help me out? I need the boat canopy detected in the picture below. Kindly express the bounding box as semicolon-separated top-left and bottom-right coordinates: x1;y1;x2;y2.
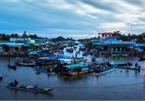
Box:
38;57;49;60
63;63;88;69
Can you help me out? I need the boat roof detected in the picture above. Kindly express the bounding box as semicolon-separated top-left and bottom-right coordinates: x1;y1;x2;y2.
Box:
63;63;88;69
38;57;49;60
58;58;73;61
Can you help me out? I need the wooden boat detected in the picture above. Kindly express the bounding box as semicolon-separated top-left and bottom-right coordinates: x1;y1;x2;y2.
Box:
16;61;36;66
66;47;73;53
60;63;99;76
34;66;56;75
0;74;2;80
109;62;132;66
6;85;53;93
122;53;128;57
93;65;116;76
15;57;36;66
58;58;76;65
36;57;59;65
138;56;145;60
7;63;16;69
116;66;141;70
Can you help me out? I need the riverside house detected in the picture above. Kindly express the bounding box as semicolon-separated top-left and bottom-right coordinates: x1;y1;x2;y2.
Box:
92;32;145;55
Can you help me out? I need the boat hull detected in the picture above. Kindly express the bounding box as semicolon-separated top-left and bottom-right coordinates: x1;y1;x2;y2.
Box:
0;74;2;80
6;85;53;93
7;64;16;69
138;56;145;60
16;61;36;66
61;70;89;76
93;67;116;76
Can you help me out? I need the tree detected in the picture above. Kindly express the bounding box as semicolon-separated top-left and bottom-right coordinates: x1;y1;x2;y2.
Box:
86;42;93;49
2;44;9;52
22;31;28;44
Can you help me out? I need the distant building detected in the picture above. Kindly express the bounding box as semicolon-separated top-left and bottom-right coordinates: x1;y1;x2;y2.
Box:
99;31;120;39
0;42;25;52
33;38;50;44
10;38;30;43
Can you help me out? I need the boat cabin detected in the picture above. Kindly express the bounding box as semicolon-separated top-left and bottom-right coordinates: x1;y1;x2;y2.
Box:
61;63;89;75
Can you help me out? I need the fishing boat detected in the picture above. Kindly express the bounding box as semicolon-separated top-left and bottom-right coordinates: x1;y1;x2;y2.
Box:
93;65;116;76
34;65;56;75
58;58;76;65
15;57;36;66
116;66;141;70
7;62;16;69
16;61;36;66
138;56;145;60
66;47;73;53
60;63;99;76
109;62;132;66
6;85;53;93
0;74;2;80
36;57;59;65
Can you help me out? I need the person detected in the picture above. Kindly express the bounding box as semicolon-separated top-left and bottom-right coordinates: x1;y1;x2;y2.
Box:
9;82;14;86
33;84;38;89
8;61;11;64
135;62;138;67
14;79;18;86
47;68;50;72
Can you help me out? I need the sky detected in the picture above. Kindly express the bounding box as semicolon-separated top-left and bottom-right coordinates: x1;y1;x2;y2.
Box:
0;0;145;39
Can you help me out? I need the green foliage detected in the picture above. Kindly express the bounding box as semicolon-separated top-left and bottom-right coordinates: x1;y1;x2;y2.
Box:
2;44;9;51
86;42;93;49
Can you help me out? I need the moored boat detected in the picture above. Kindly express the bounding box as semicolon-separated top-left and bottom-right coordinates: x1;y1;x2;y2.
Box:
36;57;59;65
116;66;141;70
138;56;145;60
93;65;116;76
6;84;53;93
59;63;99;76
34;65;56;75
15;57;36;66
16;61;36;66
109;62;132;66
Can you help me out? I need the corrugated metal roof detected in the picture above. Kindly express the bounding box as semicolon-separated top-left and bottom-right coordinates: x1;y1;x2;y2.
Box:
135;44;145;47
0;42;24;47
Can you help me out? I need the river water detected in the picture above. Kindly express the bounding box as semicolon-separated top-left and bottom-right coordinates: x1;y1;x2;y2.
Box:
0;47;145;100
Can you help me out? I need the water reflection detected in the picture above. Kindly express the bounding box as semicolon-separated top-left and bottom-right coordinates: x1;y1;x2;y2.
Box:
1;51;145;100
57;74;82;81
8;67;17;71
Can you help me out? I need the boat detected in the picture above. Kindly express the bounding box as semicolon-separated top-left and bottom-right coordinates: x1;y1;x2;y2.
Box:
16;61;36;66
59;63;99;76
15;58;36;67
122;53;128;57
58;58;76;65
0;74;2;80
93;65;116;76
7;62;16;69
138;56;145;60
66;47;73;53
36;57;59;65
34;65;56;75
116;66;141;70
109;62;132;66
6;85;53;93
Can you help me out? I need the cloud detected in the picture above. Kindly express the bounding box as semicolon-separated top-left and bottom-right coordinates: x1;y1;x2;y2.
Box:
0;0;145;39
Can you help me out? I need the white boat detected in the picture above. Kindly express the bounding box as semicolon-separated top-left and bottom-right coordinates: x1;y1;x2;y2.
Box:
93;66;116;76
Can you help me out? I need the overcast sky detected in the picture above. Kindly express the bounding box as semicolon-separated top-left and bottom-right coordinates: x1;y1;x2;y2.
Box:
0;0;145;39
